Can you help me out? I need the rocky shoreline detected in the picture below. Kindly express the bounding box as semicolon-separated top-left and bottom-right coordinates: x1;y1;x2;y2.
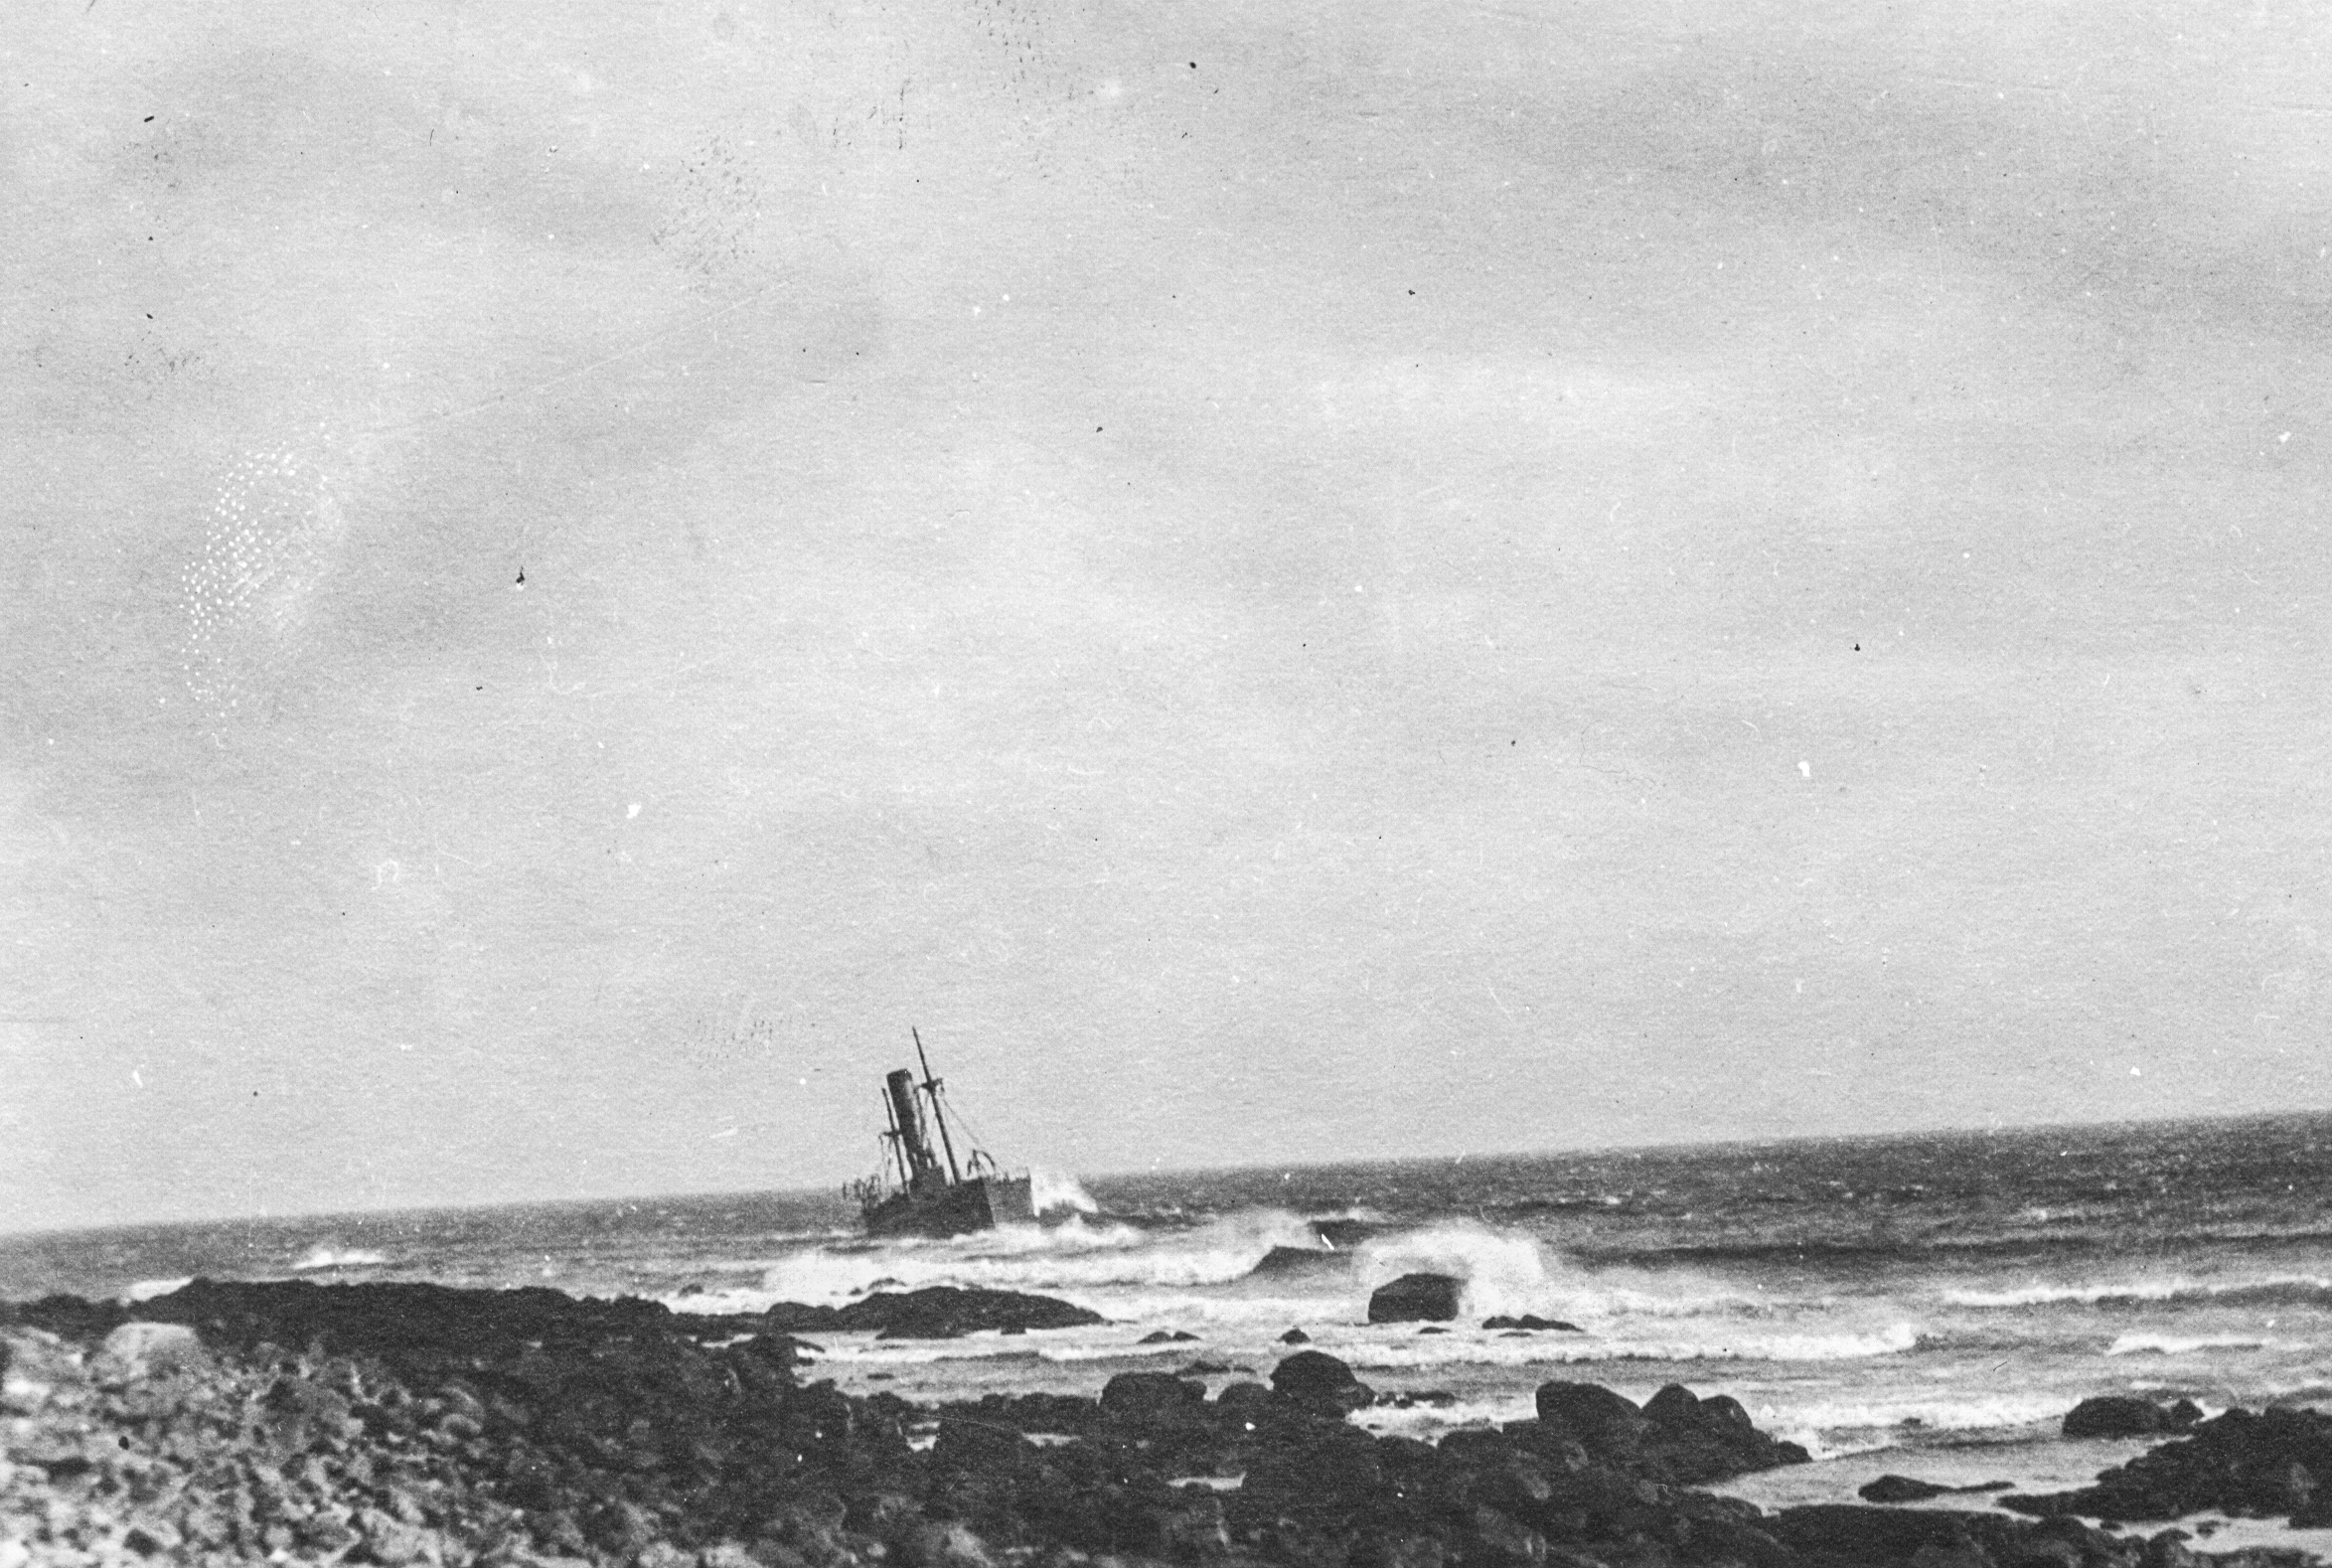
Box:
0;1282;2316;1568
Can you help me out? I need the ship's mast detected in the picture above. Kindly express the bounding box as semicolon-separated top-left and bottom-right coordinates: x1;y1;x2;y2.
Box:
912;1027;964;1183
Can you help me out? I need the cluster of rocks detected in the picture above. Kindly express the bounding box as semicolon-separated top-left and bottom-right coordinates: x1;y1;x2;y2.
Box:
0;1281;2316;1568
2004;1398;2332;1528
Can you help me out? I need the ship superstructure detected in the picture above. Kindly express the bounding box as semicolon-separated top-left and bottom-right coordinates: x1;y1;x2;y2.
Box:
849;1030;1036;1237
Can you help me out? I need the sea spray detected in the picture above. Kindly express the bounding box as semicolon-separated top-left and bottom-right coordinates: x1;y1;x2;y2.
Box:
1030;1167;1099;1216
746;1208;1325;1308
1355;1218;1562;1319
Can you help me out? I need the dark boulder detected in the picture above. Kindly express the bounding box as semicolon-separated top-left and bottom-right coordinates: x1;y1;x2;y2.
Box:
1216;1381;1272;1415
2063;1395;2197;1440
1271;1350;1374;1414
1481;1315;1582;1333
1279;1327;1311;1343
1098;1371;1205;1422
1858;1475;1955;1503
1368;1273;1464;1324
1137;1329;1200;1343
1535;1381;1648;1447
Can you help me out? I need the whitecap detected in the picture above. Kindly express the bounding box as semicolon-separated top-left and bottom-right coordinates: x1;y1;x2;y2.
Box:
289;1246;389;1272
119;1277;194;1303
2106;1333;2270;1356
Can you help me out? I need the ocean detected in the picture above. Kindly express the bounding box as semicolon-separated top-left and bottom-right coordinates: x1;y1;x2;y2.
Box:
9;1112;2332;1552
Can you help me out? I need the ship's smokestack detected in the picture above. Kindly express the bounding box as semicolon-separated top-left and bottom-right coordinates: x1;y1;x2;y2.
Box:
885;1068;938;1181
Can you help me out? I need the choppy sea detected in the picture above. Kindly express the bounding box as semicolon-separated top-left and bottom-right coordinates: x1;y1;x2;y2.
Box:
10;1112;2332;1552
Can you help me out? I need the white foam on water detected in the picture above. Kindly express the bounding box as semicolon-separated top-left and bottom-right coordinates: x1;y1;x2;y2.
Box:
1030;1168;1099;1216
1354;1394;1537;1441
1751;1391;2076;1460
742;1209;1325;1308
1944;1274;2332;1310
2105;1333;2271;1356
1356;1220;1557;1320
1329;1322;1923;1371
119;1277;195;1303
289;1246;389;1272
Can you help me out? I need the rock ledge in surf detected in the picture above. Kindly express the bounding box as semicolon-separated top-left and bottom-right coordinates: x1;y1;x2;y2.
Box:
762;1285;1103;1339
1859;1474;2014;1503
1248;1245;1347;1280
2062;1393;2205;1439
2008;1401;2332;1525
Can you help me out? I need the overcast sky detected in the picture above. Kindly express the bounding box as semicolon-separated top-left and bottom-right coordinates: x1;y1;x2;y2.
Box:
6;0;2330;1233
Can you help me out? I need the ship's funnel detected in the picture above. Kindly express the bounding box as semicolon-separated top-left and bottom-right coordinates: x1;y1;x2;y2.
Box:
885;1068;939;1180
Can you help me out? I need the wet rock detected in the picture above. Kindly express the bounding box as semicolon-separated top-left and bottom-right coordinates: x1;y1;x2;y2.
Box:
1468;1502;1548;1564
1770;1503;2007;1565
1235;1424;1384;1528
1137;1329;1200;1343
1535;1382;1649;1448
1860;1475;1958;1503
1369;1273;1464;1324
1278;1328;1311;1344
1097;1372;1205;1422
1249;1247;1347;1281
1157;1490;1231;1557
1481;1316;1583;1333
1639;1384;1810;1483
2007;1403;2332;1524
894;1519;998;1568
757;1286;1103;1339
1216;1381;1271;1416
932;1419;1036;1476
1270;1351;1374;1414
2063;1396;2200;1440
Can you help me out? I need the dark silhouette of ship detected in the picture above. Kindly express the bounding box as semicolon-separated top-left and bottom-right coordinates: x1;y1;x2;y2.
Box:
849;1030;1036;1237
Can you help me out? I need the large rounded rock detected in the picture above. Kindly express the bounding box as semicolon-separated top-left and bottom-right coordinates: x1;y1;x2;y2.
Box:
1367;1273;1463;1324
2062;1395;2193;1439
1098;1371;1204;1422
1535;1381;1647;1445
1271;1349;1374;1413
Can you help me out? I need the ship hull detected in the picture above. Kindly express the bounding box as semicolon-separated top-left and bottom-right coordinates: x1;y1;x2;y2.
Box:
862;1175;1036;1238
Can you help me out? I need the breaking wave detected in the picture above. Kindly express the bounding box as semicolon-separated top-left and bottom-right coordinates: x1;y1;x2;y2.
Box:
1946;1276;2332;1311
2106;1333;2272;1356
120;1277;195;1303
1031;1169;1099;1216
289;1246;389;1272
